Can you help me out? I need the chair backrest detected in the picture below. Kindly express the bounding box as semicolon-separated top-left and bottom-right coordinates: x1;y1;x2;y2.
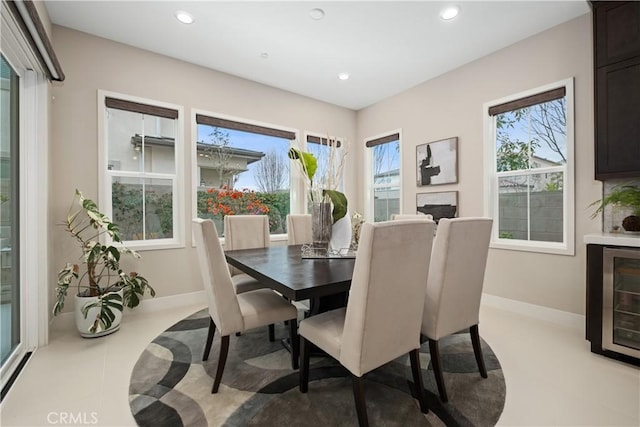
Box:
192;219;243;335
286;214;312;245
391;213;434;221
224;215;270;250
421;217;493;340
340;219;436;377
224;215;270;276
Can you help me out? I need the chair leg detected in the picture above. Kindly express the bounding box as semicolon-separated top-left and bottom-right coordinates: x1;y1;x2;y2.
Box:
409;349;429;414
299;336;310;392
211;335;230;394
289;318;299;370
203;317;216;361
351;375;369;427
428;339;448;402
470;325;488;378
268;324;275;342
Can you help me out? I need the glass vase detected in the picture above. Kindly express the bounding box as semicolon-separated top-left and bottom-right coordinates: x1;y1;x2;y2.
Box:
312;202;332;254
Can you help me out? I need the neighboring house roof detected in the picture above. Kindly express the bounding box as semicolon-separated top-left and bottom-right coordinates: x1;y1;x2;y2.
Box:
130;134;265;164
531;155;562;167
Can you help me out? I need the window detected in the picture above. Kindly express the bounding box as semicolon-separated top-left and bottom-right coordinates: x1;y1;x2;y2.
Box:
99;92;183;248
2;0;54;385
484;79;574;255
1;54;20;370
365;132;401;222
194;113;296;236
306;133;345;193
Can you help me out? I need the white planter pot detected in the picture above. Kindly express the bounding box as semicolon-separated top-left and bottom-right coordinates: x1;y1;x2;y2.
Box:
74;289;124;338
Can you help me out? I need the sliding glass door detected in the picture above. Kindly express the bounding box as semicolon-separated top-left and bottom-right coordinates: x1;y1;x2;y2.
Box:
0;54;20;372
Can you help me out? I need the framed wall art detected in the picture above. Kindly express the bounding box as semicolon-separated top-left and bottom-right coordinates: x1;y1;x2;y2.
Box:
416;191;458;223
416;137;458;186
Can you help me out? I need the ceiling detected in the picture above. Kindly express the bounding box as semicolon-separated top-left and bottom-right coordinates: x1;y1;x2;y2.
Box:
45;1;590;110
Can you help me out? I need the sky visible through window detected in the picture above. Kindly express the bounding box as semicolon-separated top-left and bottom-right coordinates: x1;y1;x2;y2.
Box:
496;99;567;168
374;140;400;179
197;125;289;191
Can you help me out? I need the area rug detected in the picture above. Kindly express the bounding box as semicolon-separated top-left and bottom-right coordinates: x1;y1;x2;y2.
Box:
129;309;505;426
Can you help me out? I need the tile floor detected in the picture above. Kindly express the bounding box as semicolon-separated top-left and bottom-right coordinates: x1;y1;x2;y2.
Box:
1;303;638;426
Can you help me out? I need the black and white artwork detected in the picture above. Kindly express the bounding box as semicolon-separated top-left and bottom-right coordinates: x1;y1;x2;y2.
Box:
416;137;458;186
416;191;458;223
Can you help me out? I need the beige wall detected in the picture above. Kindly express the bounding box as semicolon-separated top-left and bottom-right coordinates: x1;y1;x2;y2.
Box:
51;14;603;317
356;14;601;315
50;26;357;314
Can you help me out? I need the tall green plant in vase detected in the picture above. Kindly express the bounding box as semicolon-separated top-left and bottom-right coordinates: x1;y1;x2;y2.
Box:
288;137;350;253
53;190;155;337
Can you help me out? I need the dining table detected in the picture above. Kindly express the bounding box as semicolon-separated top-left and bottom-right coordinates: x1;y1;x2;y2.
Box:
224;244;356;315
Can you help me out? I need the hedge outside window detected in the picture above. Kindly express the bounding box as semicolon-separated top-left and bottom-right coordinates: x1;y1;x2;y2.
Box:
484;79;575;255
195;114;294;236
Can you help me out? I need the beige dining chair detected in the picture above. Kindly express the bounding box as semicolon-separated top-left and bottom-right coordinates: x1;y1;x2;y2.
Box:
224;215;278;339
224;215;270;294
391;213;434;221
298;219;435;426
286;214;313;245
421;217;493;402
193;218;299;393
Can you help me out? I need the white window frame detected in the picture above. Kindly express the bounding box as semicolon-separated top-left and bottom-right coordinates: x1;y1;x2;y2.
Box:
98;90;184;250
190;109;299;243
1;6;50;385
483;78;575;256
364;129;403;222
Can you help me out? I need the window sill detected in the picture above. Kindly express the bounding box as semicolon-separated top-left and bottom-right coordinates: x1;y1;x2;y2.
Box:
490;239;574;256
120;240;185;252
216;233;289;248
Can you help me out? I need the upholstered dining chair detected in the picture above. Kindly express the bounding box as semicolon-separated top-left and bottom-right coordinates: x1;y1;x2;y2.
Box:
192;218;300;393
223;215;270;294
299;219;436;427
391;213;434;221
224;215;278;339
421;217;493;402
286;214;312;245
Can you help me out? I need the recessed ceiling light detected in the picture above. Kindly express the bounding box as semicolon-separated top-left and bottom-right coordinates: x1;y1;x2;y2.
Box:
175;10;194;24
338;72;350;81
310;8;325;20
440;6;460;21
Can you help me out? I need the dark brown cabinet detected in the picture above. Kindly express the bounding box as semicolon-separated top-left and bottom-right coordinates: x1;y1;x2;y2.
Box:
593;2;640;180
594;2;640;67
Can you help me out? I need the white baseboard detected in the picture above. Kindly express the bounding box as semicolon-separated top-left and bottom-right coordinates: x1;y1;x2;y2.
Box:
481;293;585;333
50;290;207;335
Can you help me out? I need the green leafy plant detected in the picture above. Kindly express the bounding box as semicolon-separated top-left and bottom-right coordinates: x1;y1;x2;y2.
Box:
53;190;155;333
590;185;640;218
288;146;348;222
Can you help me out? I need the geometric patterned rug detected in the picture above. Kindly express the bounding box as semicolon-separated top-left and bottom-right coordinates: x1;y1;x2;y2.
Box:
129;309;505;426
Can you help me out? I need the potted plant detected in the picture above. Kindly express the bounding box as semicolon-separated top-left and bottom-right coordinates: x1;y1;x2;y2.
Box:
53;190;155;337
591;184;640;232
288;143;349;252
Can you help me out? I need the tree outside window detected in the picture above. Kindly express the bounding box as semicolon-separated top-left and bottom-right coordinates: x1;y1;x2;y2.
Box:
195;124;291;235
490;84;571;248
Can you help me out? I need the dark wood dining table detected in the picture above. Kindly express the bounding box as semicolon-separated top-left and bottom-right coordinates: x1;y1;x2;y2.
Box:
224;245;356;315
